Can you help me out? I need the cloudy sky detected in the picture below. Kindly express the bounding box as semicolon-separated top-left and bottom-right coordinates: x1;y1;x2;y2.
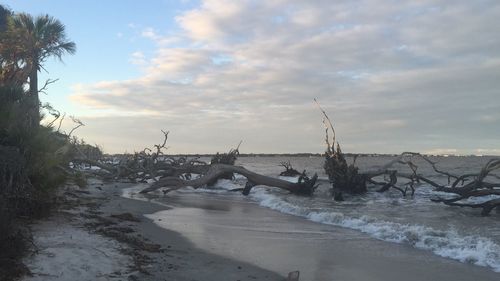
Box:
6;0;500;155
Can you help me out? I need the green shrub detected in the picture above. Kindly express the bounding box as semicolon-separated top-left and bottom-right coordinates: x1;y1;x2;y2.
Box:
1;85;71;195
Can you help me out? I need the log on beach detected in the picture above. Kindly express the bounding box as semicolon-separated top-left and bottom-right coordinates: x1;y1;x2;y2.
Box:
139;163;318;196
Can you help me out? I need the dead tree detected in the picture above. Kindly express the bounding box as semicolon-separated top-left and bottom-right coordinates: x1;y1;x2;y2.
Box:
139;163;318;196
279;161;301;177
426;158;500;216
316;99;366;200
315;101;500;215
74;130;210;182
75;132;318;196
207;141;241;184
362;152;421;197
315;100;419;199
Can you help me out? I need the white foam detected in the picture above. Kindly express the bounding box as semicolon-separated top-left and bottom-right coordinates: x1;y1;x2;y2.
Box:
209;179;243;190
250;188;500;272
123;178;500;273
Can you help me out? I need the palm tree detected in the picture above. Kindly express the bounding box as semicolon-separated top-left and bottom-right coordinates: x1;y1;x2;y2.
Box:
0;5;10;30
8;13;75;126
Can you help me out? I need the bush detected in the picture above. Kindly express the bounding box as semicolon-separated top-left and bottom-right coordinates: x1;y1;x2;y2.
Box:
0;85;74;279
1;85;71;193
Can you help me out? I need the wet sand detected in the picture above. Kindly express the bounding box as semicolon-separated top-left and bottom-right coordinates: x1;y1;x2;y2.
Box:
137;191;500;281
23;181;281;281
95;183;283;281
24;180;500;281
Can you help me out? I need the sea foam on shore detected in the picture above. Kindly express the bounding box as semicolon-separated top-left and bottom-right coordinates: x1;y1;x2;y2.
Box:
122;176;500;273
247;186;500;272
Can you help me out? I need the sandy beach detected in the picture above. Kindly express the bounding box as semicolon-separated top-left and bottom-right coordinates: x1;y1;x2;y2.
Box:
22;179;500;281
23;180;281;281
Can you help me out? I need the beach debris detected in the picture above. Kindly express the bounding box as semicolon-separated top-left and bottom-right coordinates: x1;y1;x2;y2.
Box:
71;130;320;197
110;212;141;222
361;153;500;215
139;163;318;196
97;228;161;253
71;116;500;216
315;99;367;199
316;99;500;215
314;99;500;216
427;158;500;216
207;141;241;185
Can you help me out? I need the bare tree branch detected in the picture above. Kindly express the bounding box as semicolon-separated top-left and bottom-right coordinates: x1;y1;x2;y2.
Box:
67;115;84;137
38;78;59;95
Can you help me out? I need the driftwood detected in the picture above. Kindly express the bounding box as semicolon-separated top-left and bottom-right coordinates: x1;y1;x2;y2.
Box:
317;100;500;215
428;158;500;216
207;142;241;184
360;153;500;215
74;114;499;216
139;163;318;196
75;130;205;182
316;99;366;200
74;131;318;197
279;161;301;177
361;152;422;197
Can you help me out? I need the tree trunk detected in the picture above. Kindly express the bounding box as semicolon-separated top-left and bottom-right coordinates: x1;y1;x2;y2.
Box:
28;69;39;127
140;163;318;196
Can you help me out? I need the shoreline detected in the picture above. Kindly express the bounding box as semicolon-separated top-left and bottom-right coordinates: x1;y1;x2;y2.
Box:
128;186;500;281
22;178;500;281
22;180;282;281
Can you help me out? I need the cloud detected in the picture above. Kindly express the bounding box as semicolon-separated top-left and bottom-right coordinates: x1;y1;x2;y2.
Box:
129;51;147;65
141;27;159;40
71;0;500;154
140;27;182;46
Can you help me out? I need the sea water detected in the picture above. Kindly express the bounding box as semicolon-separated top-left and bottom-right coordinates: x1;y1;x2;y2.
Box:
125;155;500;272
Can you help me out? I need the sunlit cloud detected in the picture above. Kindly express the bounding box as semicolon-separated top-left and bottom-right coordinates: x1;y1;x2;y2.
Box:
70;0;500;154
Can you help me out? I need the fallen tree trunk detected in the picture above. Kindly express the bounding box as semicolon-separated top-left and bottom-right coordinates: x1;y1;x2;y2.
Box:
432;198;500;216
140;163;318;196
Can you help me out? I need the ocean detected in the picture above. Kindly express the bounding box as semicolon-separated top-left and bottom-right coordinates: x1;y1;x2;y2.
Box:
124;155;500;273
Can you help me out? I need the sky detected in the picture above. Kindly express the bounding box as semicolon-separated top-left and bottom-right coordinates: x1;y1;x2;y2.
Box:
3;0;500;155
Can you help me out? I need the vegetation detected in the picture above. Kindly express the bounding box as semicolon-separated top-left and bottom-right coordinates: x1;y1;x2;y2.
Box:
1;10;75;127
0;5;83;280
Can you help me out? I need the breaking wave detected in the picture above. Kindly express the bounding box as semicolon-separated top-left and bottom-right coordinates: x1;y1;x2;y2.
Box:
247;187;500;272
